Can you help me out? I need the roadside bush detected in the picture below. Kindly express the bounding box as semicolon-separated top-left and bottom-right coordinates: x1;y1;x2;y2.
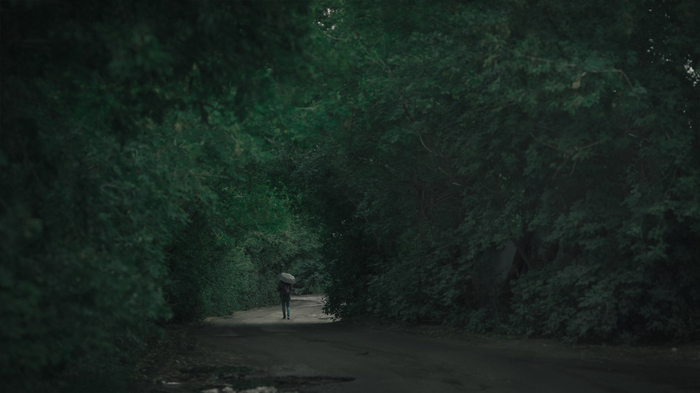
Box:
510;255;699;343
290;258;328;295
166;181;323;320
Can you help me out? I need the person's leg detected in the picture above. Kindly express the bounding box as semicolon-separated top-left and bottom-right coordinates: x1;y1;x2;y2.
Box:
285;295;291;318
281;296;287;318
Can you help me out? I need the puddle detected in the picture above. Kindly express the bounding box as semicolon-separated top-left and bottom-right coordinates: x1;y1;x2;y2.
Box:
180;365;255;376
171;365;354;392
201;376;354;391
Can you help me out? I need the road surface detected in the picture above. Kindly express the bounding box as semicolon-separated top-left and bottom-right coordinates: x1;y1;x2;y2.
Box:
133;295;700;393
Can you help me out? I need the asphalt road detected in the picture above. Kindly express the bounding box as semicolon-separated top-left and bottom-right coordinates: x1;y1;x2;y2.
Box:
192;295;699;393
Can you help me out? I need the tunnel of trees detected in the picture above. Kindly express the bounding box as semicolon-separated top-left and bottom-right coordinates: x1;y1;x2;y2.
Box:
1;0;698;391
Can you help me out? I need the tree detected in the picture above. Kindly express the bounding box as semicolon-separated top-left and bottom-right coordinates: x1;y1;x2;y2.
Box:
1;1;315;391
276;0;699;341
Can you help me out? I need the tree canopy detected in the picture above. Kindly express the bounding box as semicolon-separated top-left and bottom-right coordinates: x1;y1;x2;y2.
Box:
1;0;698;391
273;0;699;340
1;1;318;391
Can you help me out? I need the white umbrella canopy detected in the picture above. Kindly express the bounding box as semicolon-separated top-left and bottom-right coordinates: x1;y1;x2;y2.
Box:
278;272;296;284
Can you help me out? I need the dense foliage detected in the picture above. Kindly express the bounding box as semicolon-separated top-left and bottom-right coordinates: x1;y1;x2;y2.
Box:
2;0;698;391
274;0;699;343
166;179;323;320
0;1;319;391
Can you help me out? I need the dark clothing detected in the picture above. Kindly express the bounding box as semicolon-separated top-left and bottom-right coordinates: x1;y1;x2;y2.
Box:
277;280;291;318
277;280;292;295
280;294;290;318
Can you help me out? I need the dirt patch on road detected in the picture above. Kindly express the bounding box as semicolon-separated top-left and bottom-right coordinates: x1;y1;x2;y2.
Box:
129;322;201;391
129;321;354;393
341;318;700;365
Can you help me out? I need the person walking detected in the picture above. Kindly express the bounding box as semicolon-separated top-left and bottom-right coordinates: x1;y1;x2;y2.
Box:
277;273;294;319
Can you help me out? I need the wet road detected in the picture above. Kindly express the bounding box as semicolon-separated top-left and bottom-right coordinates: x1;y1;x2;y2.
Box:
194;296;699;393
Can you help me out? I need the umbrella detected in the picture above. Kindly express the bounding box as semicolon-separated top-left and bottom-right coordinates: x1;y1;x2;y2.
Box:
278;272;296;284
